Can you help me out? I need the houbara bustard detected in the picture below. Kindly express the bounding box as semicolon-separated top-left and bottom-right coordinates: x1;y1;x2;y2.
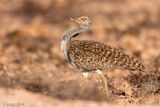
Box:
60;16;145;97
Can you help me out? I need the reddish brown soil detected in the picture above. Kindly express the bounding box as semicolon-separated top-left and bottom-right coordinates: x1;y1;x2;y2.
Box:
0;0;159;106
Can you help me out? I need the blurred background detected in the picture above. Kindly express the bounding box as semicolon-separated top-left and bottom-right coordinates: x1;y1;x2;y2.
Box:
0;0;159;106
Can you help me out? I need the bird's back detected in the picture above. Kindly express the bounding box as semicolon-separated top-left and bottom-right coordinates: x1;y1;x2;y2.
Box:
68;40;145;71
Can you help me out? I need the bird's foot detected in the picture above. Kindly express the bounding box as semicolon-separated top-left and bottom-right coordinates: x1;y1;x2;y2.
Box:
96;70;110;98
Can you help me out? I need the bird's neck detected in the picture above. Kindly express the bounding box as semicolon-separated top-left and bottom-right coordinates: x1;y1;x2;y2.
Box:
61;27;88;50
60;26;88;60
63;27;88;41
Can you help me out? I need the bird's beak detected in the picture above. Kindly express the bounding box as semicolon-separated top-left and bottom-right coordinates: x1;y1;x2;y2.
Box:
70;17;80;24
70;17;76;21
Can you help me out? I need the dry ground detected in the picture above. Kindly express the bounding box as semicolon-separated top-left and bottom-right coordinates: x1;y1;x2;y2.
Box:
0;0;160;106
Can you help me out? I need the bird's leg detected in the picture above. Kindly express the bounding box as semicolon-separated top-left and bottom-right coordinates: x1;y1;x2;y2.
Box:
79;71;90;88
95;70;109;98
82;72;89;78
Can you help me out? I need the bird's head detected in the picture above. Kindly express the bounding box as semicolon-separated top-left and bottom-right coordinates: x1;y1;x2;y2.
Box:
70;16;91;28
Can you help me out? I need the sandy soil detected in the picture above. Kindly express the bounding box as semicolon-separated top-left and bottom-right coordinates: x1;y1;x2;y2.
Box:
0;0;159;106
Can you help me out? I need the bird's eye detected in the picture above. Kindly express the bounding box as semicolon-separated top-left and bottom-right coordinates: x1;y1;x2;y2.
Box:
81;17;87;21
81;18;85;20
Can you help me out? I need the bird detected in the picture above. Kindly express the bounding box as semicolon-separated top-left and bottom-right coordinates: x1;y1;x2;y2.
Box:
60;16;145;97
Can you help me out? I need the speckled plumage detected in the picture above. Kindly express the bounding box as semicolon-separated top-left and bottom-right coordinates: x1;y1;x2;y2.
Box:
61;16;145;97
68;40;145;71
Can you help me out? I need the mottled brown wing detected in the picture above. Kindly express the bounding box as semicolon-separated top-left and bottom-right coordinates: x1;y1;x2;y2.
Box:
68;40;145;71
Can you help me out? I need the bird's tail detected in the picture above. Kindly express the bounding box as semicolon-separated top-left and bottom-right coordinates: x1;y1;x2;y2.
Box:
119;54;145;71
